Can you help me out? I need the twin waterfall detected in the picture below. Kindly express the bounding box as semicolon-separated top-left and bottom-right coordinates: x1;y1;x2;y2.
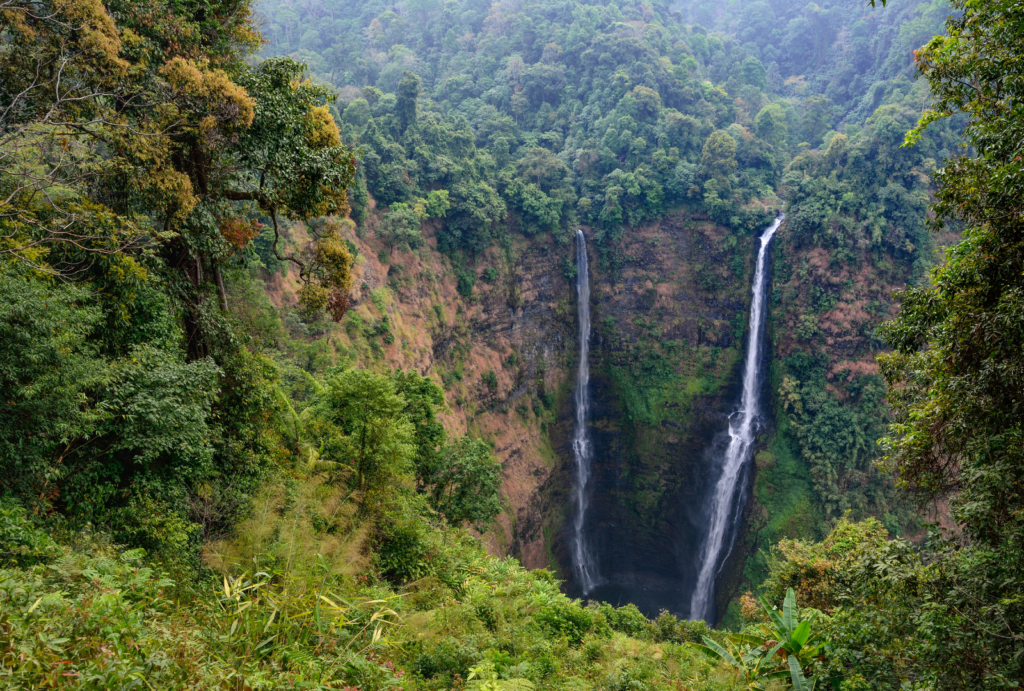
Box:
690;215;783;621
569;216;781;619
571;229;600;594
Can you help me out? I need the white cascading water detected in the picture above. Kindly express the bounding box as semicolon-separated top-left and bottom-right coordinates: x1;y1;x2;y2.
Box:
690;214;783;621
572;228;600;594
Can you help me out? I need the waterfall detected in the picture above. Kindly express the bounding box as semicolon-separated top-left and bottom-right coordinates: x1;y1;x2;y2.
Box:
690;214;783;622
572;228;600;594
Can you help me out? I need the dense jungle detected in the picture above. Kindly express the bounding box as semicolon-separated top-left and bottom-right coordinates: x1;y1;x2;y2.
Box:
1;0;1023;689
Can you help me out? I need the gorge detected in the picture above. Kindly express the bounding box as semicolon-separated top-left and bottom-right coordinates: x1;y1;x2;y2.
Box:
245;0;961;627
567;213;783;621
9;0;1015;686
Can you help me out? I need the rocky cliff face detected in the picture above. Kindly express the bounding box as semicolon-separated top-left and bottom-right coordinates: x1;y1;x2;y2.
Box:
268;220;579;568
545;212;770;617
269;209;773;618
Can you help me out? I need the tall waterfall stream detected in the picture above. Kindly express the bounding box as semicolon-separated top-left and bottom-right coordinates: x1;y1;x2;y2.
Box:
690;214;783;621
571;228;600;594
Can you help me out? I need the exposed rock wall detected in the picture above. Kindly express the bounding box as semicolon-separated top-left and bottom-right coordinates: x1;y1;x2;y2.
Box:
304;223;579;568
270;210;773;617
544;214;766;617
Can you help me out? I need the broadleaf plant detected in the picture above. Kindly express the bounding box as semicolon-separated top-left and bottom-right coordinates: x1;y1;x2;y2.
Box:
691;588;836;690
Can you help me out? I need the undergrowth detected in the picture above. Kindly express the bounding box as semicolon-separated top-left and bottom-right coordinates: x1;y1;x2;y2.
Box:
0;492;748;691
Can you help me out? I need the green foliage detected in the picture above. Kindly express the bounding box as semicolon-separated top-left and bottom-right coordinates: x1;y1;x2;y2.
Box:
397;70;421;132
10;1;1021;690
427;437;503;530
390;369;447;481
0;0;362;564
684;0;945;124
759;518;889;615
759;518;982;689
595;602;649;638
700;131;739;185
692;588;832;691
865;0;1024;685
0;499;60;567
778;371;890;520
0;269;256;556
423;190;452;219
758;75;963;554
378;204;424;254
535;601;604;647
0;511;412;689
0;2;751;688
754;104;788;159
0;502;747;691
308;369;416;497
257;0;802;267
650;610;712;645
457;267;477;298
373;493;462;584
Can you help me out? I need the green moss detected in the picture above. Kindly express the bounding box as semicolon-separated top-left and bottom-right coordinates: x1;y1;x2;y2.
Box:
537;428;558;470
742;367;821;590
543;525;559;573
605;342;740;428
718;599;745;633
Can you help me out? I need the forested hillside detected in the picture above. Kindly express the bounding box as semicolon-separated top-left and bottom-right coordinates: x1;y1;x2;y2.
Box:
679;0;951;122
2;0;1023;689
249;0;964;617
258;0;783;265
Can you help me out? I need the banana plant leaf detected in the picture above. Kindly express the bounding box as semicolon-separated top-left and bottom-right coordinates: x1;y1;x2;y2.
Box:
788;655;811;691
782;588;796;632
791;620;811;650
697;636;742;668
728;633;768;647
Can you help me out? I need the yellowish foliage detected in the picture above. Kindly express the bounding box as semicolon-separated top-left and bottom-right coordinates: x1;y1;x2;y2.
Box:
298;282;330;318
204;476;368;588
148;167;198;223
52;0;128;71
0;9;34;41
314;225;354;292
307;105;343;149
160;57;255;128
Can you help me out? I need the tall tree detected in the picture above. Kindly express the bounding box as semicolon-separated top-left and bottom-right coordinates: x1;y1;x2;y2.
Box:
308;370;415;498
867;0;1024;684
0;0;357;550
698;130;738;185
427;437;503;530
396;70;421;133
0;0;358;358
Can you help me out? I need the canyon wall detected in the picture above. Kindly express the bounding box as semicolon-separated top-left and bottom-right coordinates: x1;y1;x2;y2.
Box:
267;198;922;624
268;209;765;609
548;213;770;618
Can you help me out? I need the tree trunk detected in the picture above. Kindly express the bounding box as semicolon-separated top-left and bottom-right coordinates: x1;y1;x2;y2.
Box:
214;261;228;312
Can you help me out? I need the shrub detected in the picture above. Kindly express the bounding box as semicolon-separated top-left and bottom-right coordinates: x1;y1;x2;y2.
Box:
457;269;476;298
595;602;649;638
0;499;60;567
410;637;480;681
650;610;709;644
535;601;597;646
